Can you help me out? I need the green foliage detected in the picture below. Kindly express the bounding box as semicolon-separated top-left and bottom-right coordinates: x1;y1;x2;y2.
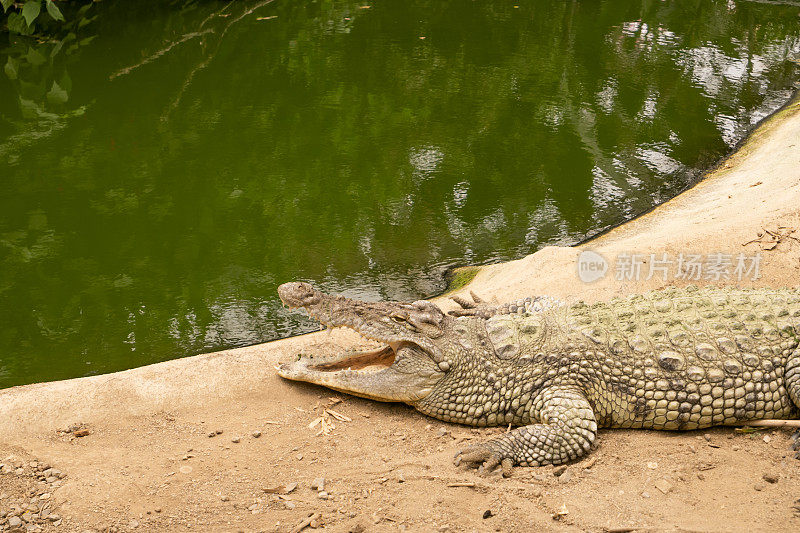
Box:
2;0;74;34
21;0;41;26
46;0;64;21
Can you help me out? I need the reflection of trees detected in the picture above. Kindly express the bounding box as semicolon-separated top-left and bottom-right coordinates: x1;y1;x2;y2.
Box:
0;0;799;387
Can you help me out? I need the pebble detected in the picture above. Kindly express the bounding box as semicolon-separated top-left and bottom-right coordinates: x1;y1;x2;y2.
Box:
763;435;771;444
284;501;296;510
654;479;672;494
252;431;262;438
552;465;567;477
641;491;650;498
231;437;240;443
8;516;22;528
646;462;658;470
129;520;139;529
762;473;779;484
703;434;712;442
311;478;325;491
220;495;230;501
318;491;330;500
558;469;572;484
754;484;764;491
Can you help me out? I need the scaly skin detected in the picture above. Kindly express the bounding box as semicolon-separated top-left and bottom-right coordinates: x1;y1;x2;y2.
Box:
277;282;800;473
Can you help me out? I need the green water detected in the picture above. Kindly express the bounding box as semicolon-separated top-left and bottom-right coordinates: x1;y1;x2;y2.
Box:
1;0;799;389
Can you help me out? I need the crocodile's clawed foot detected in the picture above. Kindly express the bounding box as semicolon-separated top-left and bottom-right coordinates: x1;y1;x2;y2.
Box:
449;292;499;319
454;444;514;477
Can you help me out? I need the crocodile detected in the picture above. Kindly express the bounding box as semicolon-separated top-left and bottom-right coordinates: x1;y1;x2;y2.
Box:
276;282;800;474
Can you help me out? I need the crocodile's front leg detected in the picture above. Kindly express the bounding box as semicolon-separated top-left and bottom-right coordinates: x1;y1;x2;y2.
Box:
455;387;597;475
449;292;561;319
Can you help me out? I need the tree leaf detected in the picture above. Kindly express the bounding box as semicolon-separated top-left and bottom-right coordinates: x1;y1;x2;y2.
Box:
46;0;64;22
7;12;35;35
46;80;69;104
22;0;42;27
19;98;39;119
1;0;14;14
4;57;18;80
26;47;47;67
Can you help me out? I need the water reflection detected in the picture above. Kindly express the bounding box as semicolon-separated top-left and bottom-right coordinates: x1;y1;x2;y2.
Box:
0;0;799;388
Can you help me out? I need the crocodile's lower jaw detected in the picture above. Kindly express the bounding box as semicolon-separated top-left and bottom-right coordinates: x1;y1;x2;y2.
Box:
277;342;442;403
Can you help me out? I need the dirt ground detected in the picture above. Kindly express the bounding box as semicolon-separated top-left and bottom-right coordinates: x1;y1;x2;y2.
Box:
1;97;799;533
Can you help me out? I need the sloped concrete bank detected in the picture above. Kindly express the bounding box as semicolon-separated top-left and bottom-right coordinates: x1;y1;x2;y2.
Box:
0;94;799;532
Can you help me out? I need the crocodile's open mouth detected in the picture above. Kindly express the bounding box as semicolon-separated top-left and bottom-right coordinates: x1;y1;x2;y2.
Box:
306;344;395;372
275;281;446;403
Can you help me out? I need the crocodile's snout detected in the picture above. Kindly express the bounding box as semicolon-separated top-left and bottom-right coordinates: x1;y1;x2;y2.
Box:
278;281;321;308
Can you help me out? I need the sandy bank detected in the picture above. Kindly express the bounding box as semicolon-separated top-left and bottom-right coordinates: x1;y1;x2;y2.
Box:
1;95;799;532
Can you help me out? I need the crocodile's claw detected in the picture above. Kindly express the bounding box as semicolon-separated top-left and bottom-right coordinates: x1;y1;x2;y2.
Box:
449;292;500;319
454;444;514;477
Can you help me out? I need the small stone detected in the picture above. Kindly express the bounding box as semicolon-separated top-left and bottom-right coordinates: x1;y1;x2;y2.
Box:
220;495;230;502
285;482;298;493
179;466;192;474
296;454;303;461
732;445;740;451
654;479;672;494
763;435;771;444
397;471;405;483
231;437;240;444
247;503;258;511
311;478;325;491
646;462;658;470
697;473;705;481
8;516;22;528
641;491;650;498
284;501;296;510
39;493;50;500
47;514;61;522
558;469;572;484
252;431;262;438
703;434;711;442
208;433;216;438
552;465;567;477
754;484;764;491
129;520;139;529
482;510;493;519
318;491;329;500
437;428;450;437
215;429;223;435
762;473;779;484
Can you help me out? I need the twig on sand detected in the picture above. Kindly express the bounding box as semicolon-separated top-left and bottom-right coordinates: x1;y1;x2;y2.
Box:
290;512;321;533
